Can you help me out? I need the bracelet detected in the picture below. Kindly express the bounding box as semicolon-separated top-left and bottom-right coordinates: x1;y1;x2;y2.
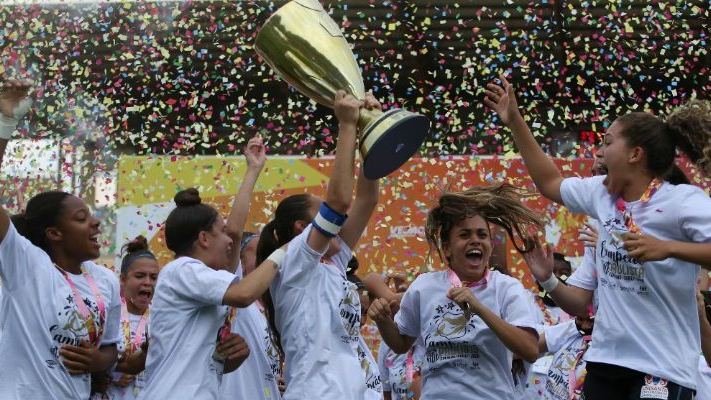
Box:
266;248;285;270
0;115;17;140
312;202;348;237
0;97;34;140
539;274;560;293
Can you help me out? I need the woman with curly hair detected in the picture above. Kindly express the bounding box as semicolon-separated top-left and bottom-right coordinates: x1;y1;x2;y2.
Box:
487;75;711;399
369;184;542;399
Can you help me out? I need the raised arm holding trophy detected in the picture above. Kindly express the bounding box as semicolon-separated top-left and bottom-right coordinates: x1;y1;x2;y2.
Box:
255;0;430;179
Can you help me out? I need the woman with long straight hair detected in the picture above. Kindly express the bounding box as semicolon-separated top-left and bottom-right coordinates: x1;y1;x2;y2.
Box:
255;91;382;399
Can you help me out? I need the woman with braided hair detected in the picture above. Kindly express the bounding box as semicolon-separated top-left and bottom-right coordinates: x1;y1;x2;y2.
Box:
369;184;542;399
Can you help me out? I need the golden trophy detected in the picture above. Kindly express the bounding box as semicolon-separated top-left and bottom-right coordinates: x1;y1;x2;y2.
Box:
255;0;430;179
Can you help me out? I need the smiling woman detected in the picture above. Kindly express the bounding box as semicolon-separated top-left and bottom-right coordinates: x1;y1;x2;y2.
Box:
369;184;544;400
0;79;122;399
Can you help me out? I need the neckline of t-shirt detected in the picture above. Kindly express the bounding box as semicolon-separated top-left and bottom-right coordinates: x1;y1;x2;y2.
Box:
617;180;668;206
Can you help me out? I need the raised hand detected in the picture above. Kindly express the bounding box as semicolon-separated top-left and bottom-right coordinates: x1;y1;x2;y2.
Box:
483;74;522;127
244;134;266;171
0;79;34;119
363;90;382;112
334;90;363;128
521;236;555;282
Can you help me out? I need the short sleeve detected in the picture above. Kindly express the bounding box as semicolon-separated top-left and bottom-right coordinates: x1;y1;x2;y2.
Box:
0;223;53;292
277;225;328;288
377;341;392;391
560;176;606;220
170;259;236;305
567;246;598;291
330;235;353;273
100;270;122;346
394;278;422;339
543;320;575;354
501;279;539;334
678;186;711;243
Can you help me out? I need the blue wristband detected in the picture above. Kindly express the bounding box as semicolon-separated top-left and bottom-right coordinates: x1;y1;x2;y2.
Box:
312;202;348;237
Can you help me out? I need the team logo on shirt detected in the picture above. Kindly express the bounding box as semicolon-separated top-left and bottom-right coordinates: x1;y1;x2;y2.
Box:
339;280;361;342
357;344;382;391
263;328;281;381
430;301;476;341
640;375;669;399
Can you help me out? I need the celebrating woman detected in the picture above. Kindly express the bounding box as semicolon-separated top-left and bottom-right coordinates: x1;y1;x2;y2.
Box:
369;184;542;399
487;74;711;399
0;79;121;399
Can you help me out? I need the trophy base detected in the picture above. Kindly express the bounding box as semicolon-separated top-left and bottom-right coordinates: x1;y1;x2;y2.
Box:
360;109;429;179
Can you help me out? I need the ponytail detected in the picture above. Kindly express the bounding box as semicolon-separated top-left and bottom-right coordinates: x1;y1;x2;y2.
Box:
255;194;315;356
665;99;711;177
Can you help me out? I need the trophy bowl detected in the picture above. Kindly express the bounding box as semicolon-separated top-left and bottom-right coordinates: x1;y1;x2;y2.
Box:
255;0;430;179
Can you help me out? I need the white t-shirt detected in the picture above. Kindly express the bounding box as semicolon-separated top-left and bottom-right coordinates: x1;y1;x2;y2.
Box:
394;269;538;400
100;312;150;400
270;225;366;400
697;356;711;400
542;320;589;400
357;335;383;400
219;301;282;400
377;341;424;400
137;256;235;400
0;284;4;344
0;223;121;399
561;176;711;389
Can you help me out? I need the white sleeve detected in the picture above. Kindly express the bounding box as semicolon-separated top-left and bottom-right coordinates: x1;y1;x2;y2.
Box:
171;260;236;305
394;278;422;339
567;246;598;290
678;187;711;243
501;279;539;335
543;320;574;354
278;225;327;288
0;223;52;292
330;235;353;272
377;342;392;391
100;271;122;346
559;176;606;219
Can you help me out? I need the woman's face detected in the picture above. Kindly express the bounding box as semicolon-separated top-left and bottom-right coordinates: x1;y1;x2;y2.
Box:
598;120;634;196
121;258;159;312
443;215;493;282
53;195;102;261
204;217;235;270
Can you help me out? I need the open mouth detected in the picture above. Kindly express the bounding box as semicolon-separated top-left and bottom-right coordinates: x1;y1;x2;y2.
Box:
465;249;483;263
89;234;100;246
137;290;152;301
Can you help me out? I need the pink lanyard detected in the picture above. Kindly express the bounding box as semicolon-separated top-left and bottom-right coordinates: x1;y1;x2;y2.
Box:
120;297;149;353
405;348;417;382
614;178;662;234
219;307;237;341
568;335;592;400
55;264;106;346
448;268;490;288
